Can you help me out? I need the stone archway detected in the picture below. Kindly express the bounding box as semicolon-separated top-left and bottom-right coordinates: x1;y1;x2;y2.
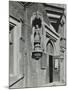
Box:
46;40;54;83
46;40;54;55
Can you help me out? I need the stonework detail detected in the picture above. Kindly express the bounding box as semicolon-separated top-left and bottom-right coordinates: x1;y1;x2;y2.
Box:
9;1;66;88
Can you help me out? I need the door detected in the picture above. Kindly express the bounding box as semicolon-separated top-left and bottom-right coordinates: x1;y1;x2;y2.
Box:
46;40;54;83
49;55;53;83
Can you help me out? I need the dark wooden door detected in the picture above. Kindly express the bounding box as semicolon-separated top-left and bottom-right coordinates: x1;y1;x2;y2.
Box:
49;55;53;83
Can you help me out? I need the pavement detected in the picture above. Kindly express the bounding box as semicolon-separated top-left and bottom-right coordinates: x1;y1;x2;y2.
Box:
45;81;66;87
9;78;66;89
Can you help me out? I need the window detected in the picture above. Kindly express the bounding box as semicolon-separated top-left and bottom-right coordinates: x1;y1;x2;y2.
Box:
9;23;15;75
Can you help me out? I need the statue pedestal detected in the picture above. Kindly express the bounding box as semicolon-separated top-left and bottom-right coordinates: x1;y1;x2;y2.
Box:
32;49;43;60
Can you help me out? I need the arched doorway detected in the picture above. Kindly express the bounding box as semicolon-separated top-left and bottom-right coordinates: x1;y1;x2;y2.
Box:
46;40;54;83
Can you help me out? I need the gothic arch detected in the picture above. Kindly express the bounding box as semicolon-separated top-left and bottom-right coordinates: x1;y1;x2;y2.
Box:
46;40;54;55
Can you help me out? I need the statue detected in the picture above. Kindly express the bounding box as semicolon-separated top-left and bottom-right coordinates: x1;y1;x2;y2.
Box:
31;11;43;60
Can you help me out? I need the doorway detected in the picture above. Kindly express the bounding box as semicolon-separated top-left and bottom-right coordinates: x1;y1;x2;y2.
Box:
46;40;54;83
49;55;53;83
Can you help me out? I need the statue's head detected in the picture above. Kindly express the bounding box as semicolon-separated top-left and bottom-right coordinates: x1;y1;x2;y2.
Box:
31;11;43;29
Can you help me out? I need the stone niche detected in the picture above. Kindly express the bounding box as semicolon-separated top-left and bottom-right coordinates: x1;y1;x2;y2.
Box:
31;11;43;60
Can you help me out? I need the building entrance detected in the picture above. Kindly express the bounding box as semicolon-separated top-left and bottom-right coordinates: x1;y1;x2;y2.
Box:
46;40;54;83
49;55;53;83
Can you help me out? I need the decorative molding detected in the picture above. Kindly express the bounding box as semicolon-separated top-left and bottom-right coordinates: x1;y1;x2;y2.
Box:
9;15;20;22
45;25;59;38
